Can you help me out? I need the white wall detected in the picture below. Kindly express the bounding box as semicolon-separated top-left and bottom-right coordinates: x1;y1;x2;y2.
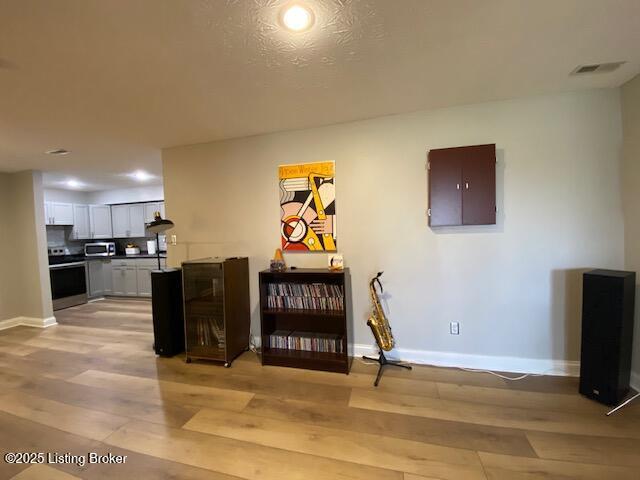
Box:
621;74;640;390
163;90;624;372
0;171;54;324
0;173;15;320
87;185;164;205
44;185;163;205
44;188;91;204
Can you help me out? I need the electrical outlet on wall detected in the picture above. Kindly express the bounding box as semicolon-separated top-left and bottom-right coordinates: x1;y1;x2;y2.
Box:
171;234;177;245
450;322;460;335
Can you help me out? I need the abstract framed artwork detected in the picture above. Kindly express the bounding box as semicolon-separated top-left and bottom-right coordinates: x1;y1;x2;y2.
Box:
279;161;336;252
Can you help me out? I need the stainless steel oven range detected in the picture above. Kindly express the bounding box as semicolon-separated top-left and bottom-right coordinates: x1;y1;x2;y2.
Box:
48;247;88;311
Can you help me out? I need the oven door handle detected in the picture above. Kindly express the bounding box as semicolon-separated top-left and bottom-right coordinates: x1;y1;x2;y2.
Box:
49;262;87;270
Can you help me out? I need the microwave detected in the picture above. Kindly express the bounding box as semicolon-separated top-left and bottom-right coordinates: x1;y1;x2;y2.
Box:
84;242;116;257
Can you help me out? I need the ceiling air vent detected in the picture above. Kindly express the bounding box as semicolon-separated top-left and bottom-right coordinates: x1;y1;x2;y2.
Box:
45;148;70;155
571;62;626;75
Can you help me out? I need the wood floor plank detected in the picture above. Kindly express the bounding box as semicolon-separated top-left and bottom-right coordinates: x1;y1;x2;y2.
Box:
184;408;486;480
243;395;537;457
0;391;129;441
350;359;509;389
404;475;452;480
436;382;609;415
526;430;640;467
68;369;254;411
349;389;640;439
0;340;39;357
10;465;81;480
0;335;102;354
105;420;404;480
1;299;638;478
0;412;238;480
0;411;96;477
479;452;639;480
505;374;580;395
0;369;28;389
231;353;440;397
34;348;354;407
0;351;88;380
16;375;200;428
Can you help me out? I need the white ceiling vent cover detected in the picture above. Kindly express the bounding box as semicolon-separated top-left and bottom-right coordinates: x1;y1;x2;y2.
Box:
571;62;626;75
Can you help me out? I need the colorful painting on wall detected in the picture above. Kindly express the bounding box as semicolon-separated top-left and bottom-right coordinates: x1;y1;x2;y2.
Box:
279;161;336;252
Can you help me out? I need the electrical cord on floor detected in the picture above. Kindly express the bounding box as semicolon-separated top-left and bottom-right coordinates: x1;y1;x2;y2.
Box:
357;357;547;381
457;367;542;381
248;331;260;355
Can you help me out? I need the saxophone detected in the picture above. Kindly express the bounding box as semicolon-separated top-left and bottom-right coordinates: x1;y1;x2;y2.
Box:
367;272;395;351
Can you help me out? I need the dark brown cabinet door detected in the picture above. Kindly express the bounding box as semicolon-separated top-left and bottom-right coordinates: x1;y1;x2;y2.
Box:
428;149;462;226
461;144;496;225
428;144;496;227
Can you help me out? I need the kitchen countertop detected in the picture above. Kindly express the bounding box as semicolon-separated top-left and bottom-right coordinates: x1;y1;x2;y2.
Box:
86;254;167;260
49;253;167;266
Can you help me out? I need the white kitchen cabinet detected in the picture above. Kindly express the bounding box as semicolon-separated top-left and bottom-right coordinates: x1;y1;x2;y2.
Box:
144;202;165;223
129;204;146;237
111;205;129;238
90;205;113;239
136;266;153;297
144;203;158;223
109;258;164;297
112;266;138;296
111;267;124;296
112;204;146;238
45;202;74;225
44;203;51;225
88;259;113;297
88;260;104;297
72;205;91;240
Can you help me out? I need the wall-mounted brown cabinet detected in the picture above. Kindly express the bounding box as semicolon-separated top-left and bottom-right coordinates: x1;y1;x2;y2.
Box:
428;144;496;227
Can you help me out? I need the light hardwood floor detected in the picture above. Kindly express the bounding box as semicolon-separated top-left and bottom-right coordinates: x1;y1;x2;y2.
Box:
0;298;639;479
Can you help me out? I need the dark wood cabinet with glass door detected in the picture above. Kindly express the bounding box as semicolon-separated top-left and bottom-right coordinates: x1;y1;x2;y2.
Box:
182;257;250;367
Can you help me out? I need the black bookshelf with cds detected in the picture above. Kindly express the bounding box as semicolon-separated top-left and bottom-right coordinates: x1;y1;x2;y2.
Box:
259;268;351;374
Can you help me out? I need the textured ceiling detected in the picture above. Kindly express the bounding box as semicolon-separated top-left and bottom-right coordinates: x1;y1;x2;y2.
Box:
1;0;639;190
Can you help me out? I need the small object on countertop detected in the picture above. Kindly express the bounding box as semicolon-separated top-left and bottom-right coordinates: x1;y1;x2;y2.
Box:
328;254;344;271
147;240;157;255
125;243;141;256
270;248;286;272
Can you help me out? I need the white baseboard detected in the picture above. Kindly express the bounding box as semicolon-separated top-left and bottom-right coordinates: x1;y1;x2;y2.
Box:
351;343;579;377
0;318;21;331
0;316;57;331
353;343;580;377
631;371;640;391
251;335;578;377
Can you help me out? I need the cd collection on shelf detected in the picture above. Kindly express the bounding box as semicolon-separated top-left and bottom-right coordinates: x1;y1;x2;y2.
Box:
193;315;225;349
268;330;344;354
266;282;344;311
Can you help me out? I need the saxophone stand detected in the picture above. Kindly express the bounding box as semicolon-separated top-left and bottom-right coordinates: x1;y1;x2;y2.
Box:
363;350;412;387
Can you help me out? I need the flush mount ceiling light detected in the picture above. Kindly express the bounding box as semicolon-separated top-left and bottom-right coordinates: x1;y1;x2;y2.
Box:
130;170;153;182
66;179;81;188
281;3;314;32
46;148;70;155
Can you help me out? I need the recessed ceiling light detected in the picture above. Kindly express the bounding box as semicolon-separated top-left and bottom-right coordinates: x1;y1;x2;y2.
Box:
131;170;153;182
66;179;81;188
46;148;70;155
282;4;314;32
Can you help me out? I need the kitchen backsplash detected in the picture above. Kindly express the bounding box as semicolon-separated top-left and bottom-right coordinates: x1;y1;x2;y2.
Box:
46;226;157;255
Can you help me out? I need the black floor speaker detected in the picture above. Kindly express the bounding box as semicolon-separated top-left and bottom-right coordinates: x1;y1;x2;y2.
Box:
151;268;185;357
579;269;636;406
